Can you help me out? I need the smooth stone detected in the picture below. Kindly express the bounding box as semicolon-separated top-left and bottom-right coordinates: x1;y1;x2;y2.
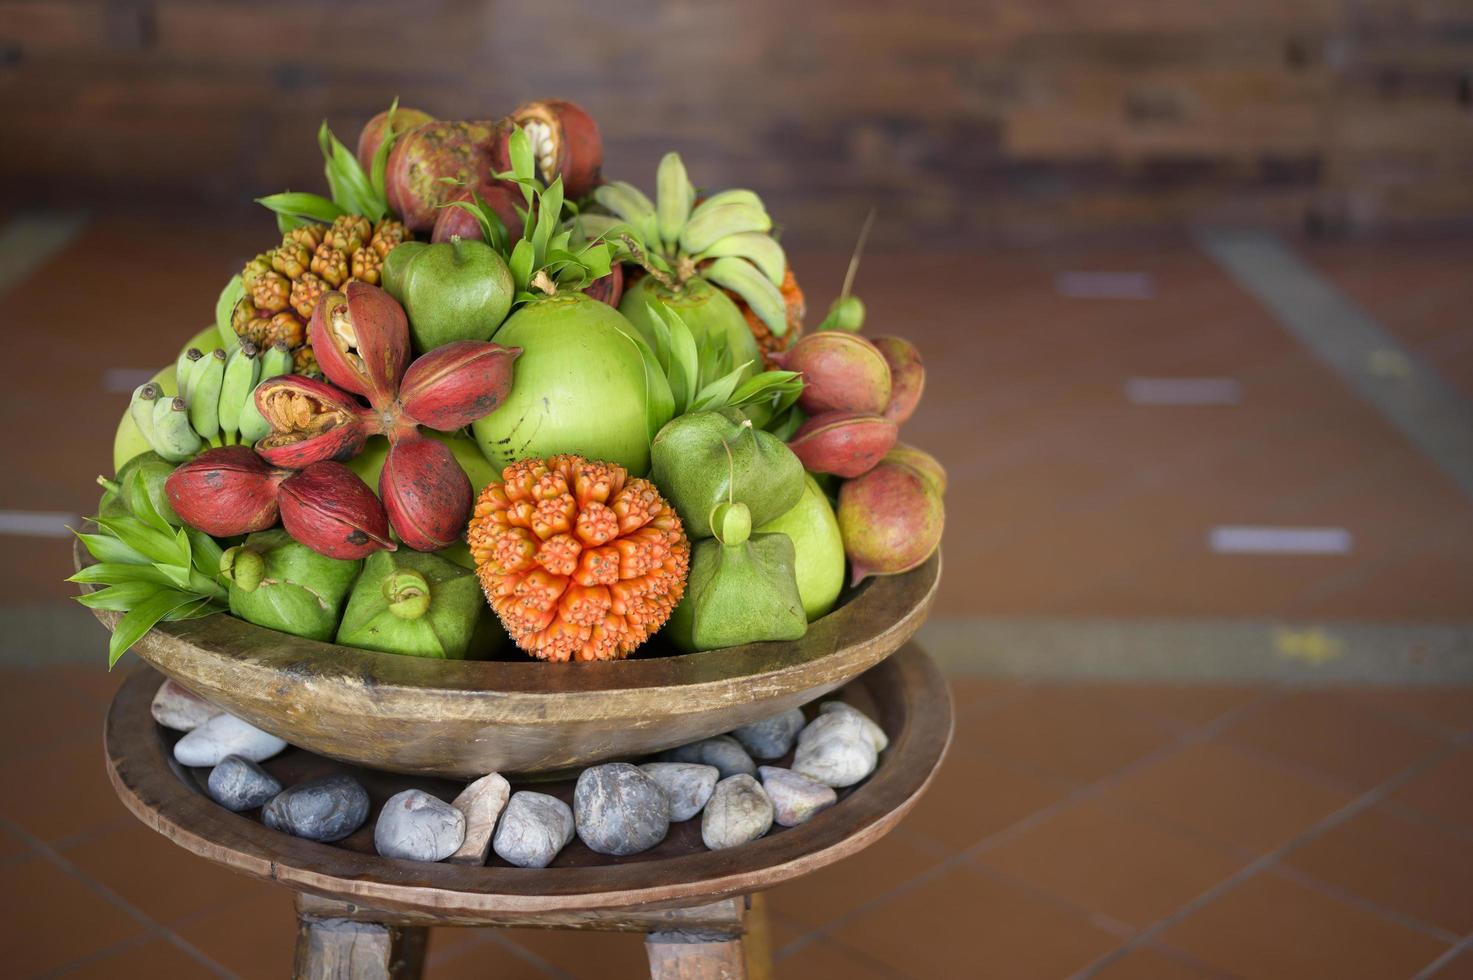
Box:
375;789;466;863
819;701;889;751
758;766;838;827
701;774;773;850
206;755;282;812
792;712;877;788
262;774;370;843
174;713;287;767
493;792;575;869
730;708;805;760
448;773;510;865
150;679;221;732
574;763;670;856
660;742;705;764
640;762;719;822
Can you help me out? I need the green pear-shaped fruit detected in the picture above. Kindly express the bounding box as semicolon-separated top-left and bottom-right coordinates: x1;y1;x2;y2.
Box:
335;550;484;658
221;530;362;641
757;474;845;620
389;238;514;352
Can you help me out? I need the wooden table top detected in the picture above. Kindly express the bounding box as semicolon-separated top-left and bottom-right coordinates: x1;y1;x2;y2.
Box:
103;644;952;919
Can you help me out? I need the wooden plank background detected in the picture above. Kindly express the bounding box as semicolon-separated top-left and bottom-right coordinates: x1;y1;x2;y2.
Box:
2;0;1471;246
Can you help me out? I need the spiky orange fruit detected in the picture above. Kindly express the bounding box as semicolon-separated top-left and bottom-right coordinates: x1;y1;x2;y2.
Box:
467;454;690;662
731;265;806;366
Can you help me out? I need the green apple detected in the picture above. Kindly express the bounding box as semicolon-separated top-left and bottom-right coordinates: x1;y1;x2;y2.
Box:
757;474;846;620
112;326;227;472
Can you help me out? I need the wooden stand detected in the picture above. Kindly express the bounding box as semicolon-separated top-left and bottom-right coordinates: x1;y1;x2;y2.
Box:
103;645;952;979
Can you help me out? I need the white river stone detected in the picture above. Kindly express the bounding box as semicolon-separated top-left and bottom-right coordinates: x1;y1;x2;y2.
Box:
701;774;773;850
174;713;287;767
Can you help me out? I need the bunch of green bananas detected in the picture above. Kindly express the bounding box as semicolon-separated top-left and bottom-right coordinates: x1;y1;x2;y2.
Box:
584;152;790;337
127;341;295;462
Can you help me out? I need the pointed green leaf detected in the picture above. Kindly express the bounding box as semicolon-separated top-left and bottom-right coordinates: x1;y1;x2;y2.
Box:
75;530;150;566
108;589;201;667
509;239;535;293
68;563;174;587
76;581;161;612
95;516;189;567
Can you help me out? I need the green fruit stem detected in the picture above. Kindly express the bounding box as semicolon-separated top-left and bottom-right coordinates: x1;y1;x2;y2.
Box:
383;569;432;620
221;546;265;592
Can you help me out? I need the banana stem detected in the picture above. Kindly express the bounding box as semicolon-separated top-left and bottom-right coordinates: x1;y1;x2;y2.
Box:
619;234;679;291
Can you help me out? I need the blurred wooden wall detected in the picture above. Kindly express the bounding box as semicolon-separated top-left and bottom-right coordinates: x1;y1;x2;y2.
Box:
3;0;1472;247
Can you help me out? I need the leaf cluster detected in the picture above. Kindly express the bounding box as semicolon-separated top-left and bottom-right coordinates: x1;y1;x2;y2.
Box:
255;99;402;233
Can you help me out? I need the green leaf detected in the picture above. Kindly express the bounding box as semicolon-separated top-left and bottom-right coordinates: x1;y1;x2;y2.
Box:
508;126;536;186
108;589;202;667
68;563;174;587
691;363;750;412
185;529;225;580
509;239;535;293
257;192;343;226
95;516;189;567
729;370;803;407
162;597;224;623
531;177;564;268
75;530;149;566
76;581;162;612
663;306;700;412
124;469;171;534
153;560;192;590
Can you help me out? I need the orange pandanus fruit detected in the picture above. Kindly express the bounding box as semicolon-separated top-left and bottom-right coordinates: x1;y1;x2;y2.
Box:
467;455;690;662
732;265;806;366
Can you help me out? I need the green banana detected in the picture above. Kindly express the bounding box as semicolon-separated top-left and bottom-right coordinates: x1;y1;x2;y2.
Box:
689;189;765;220
176;348;205;403
187;347;227;442
593;181;658;242
128;383;161;448
236;341;292;444
694;231;786;286
151;396;203;461
655;152;694;249
703;257;787;335
217;341;261;442
678;203;772;256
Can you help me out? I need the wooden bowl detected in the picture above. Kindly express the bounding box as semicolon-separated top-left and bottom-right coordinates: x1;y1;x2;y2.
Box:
83;546;939;777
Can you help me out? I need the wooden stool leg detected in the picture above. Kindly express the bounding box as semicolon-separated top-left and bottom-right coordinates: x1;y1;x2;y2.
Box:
645;892;770;980
294;902;428;980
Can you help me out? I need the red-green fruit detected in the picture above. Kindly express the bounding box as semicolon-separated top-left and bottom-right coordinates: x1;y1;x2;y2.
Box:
112;325;226;472
838;461;944;585
501;99;603;199
774;331;891;416
385;119;504;233
379;433;472;552
348;431;499;500
620;276;762;383
431;182;523;245
757;475;846;620
787;411;897;478
355;106;435;173
872;336;925;424
884;443;947;495
473;293;663;474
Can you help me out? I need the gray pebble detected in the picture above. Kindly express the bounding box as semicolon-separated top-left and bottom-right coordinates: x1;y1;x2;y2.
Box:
493;792;574;869
375;789;466;863
701;774;773;850
792;712;877;788
664;735;756;779
174;713;286;767
448;773;510;865
758;766;838;826
206;755;282;812
819;701;889;751
262;774;369;842
730;708;806;760
151;679;220;732
640;762;719;821
574;763;670;856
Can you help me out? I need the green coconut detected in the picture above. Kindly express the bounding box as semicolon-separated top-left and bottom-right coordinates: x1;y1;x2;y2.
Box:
335;550;485;659
757;474;845;621
221;530;362;642
473;292;666;474
619;277;763;381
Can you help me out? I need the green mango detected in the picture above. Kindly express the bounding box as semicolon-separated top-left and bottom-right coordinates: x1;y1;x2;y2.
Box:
757;475;845;621
388;238;514;352
221;530;362;642
335;550;484;659
650;409;804;538
664;502;807;652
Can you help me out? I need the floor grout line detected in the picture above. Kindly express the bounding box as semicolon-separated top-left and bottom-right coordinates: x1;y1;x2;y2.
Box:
0;814;236;979
1267;863;1462;945
1415;930;1473;979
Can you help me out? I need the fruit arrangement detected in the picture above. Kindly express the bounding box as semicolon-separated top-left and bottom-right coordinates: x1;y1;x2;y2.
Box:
75;100;945;668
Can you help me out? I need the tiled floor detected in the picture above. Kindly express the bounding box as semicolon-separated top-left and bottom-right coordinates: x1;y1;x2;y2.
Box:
1;667;1470;978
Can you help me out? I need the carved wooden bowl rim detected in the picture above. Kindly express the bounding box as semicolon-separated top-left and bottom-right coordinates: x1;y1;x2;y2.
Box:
105;645;954;915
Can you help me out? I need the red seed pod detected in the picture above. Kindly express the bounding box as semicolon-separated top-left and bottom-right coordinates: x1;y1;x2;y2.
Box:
872;336;925;424
278;461;395;560
379;434;473;552
773;331;892;417
582;263;623;308
398;341;521;432
787;411;898;478
253;374;379;469
308;282;411;407
500;99;603;199
163;446;287;537
431;181;524;244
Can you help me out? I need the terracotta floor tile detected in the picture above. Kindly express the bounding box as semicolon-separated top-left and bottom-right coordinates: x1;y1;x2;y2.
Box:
958;687;1175;785
497;927;651;979
1284;805;1473;935
1339;687;1473;739
1090;944;1218;979
1389;748;1473;831
765;830;946;929
172;888;296;980
777;936;903;979
946;676;1026;712
1163;871;1448;980
60;821;280;926
421;933;552;979
832;863;1120;979
57;936;218;979
975;798;1243;928
1098;741;1354;854
0;667;100;758
0;735;129;843
1215;690;1447;791
1085;684;1267;731
0;856;146;976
